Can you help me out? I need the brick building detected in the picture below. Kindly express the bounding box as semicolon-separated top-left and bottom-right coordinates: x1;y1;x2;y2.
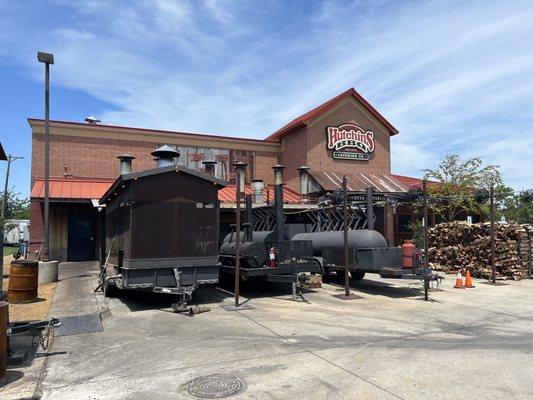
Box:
29;88;425;261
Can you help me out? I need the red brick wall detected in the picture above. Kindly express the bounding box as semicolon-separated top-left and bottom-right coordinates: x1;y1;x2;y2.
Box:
28;201;43;258
280;126;308;191
305;100;391;176
253;152;279;184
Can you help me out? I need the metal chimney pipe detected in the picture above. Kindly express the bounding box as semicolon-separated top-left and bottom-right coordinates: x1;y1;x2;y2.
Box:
245;194;253;241
273;164;285;186
297;165;310;203
202;160;217;176
365;187;374;230
251;179;264;203
117;154;135;175
151;145;179;168
272;164;285;242
234;161;247;193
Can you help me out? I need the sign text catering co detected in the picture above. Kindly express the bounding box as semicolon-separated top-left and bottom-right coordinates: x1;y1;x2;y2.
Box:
326;123;375;161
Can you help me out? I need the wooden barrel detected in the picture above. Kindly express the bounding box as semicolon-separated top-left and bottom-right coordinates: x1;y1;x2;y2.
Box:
0;301;7;387
8;260;39;304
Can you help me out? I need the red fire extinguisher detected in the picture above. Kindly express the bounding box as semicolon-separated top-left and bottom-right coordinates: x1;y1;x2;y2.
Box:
269;247;277;268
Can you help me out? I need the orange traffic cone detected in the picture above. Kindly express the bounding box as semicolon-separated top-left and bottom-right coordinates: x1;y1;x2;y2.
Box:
465;269;474;288
454;271;465;289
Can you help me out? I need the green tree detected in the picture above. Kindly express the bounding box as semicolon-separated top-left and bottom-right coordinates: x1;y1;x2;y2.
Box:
420;154;502;222
496;186;533;223
0;189;30;223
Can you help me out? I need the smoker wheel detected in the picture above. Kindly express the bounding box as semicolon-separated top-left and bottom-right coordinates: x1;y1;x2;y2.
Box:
350;270;366;280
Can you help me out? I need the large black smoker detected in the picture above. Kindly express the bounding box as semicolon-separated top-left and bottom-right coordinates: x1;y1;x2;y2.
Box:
99;147;226;308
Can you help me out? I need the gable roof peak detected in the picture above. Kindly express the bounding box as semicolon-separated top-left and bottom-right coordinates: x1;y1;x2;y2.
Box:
264;87;399;142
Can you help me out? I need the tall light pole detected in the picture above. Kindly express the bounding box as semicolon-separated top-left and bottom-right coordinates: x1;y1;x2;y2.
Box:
37;51;54;261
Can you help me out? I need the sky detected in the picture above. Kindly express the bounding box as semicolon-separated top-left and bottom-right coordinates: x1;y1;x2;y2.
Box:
0;0;532;198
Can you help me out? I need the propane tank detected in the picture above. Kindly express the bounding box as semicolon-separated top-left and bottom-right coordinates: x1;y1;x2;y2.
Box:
402;240;416;268
269;247;276;268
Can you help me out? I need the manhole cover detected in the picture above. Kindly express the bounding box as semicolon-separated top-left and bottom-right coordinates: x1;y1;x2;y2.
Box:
185;374;246;399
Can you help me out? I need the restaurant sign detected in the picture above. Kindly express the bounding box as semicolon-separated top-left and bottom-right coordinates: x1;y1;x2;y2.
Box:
326;123;375;160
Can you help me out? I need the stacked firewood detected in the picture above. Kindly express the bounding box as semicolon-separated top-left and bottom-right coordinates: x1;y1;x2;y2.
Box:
427;221;532;280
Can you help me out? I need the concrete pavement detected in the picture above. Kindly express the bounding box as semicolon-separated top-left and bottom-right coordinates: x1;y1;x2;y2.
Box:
6;262;533;399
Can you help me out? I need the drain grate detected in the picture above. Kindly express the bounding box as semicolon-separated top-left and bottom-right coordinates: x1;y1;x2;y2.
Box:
184;374;246;399
54;313;103;337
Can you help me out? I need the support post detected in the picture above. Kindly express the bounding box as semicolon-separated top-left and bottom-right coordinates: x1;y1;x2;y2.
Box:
343;176;350;297
365;187;374;230
423;180;429;269
490;185;495;283
234;183;241;307
245;194;253;241
233;161;247;307
272;164;285;243
0;301;7;387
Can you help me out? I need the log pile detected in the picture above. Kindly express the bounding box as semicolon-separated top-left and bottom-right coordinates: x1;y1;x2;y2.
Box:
427;221;532;280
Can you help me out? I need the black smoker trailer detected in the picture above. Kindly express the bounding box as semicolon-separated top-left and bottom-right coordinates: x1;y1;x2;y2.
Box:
219;182;319;291
99;148;226;308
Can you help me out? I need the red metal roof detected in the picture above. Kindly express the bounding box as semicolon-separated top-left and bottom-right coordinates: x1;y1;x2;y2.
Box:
390;174;439;190
31;179;301;204
31;178;115;200
264;88;399;142
218;185;301;204
309;171;410;193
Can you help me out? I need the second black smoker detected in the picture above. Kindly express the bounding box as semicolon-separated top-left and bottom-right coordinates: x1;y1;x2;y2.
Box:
219;164;318;282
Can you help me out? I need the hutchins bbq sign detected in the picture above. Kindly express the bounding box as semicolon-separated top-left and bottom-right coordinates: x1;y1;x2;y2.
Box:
326;123;375;160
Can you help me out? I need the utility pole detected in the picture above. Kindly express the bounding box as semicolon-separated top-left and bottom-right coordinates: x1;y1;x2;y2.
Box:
1;155;24;219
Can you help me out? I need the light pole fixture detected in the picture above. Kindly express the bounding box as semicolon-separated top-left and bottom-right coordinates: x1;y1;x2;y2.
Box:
233;161;247;307
37;51;54;261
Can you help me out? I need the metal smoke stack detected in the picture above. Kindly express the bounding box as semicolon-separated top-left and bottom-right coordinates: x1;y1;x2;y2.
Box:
151;145;179;168
117;154;135;175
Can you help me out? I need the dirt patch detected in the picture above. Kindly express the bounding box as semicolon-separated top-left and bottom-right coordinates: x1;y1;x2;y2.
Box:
2;255;58;322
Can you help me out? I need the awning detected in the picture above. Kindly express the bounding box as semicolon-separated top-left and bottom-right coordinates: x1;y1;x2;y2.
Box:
309;171;410;193
31;178;115;201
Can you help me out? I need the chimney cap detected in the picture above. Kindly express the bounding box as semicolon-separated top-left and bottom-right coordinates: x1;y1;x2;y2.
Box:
233;161;247;169
117;154;135;161
297;165;310;171
272;164;286;170
202;160;218;166
85;115;101;124
151;144;179;159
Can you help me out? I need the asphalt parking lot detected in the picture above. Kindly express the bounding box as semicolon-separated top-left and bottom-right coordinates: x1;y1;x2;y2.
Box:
5;262;533;400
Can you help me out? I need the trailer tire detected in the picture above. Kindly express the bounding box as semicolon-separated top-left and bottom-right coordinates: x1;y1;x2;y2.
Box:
349;271;365;280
